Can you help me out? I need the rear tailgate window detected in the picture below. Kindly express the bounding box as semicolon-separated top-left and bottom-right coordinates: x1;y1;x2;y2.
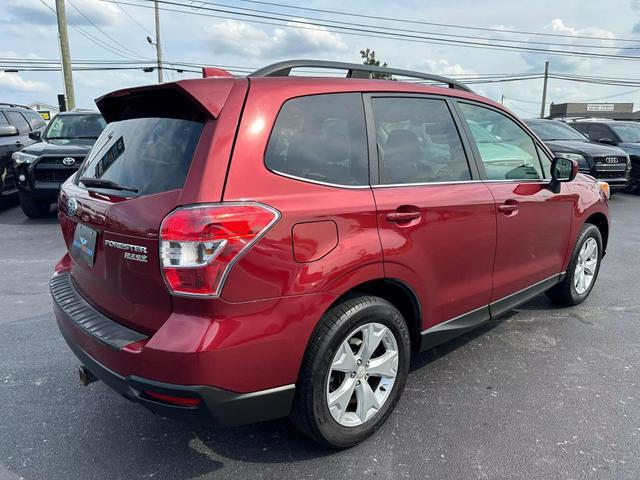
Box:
75;117;203;196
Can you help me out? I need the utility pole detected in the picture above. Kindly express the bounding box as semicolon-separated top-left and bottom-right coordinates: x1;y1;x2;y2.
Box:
154;1;163;83
540;61;549;118
55;0;75;109
501;94;504;105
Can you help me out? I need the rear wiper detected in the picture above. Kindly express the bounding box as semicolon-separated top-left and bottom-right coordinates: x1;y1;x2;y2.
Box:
79;177;138;193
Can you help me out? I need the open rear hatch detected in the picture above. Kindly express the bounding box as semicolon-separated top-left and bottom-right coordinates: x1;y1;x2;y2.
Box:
57;80;240;335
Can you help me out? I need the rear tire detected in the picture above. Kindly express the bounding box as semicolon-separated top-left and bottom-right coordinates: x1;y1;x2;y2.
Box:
546;223;602;306
290;295;411;449
19;192;51;219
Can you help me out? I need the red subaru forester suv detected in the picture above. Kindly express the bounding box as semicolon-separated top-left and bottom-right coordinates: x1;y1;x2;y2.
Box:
51;60;610;448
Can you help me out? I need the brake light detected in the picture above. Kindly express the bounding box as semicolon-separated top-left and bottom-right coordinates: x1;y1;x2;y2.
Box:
160;203;280;296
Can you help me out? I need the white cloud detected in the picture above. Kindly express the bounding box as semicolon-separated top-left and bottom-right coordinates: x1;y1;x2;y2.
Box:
423;59;477;76
3;0;122;27
0;72;51;93
201;19;347;59
544;18;615;40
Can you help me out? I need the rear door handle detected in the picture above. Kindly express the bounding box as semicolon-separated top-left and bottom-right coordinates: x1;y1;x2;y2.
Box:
386;211;422;222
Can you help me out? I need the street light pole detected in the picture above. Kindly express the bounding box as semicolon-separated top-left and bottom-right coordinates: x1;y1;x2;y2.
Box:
55;0;75;109
154;1;163;83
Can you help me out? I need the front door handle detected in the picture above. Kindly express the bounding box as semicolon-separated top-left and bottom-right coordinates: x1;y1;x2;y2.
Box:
498;200;519;215
386;211;422;222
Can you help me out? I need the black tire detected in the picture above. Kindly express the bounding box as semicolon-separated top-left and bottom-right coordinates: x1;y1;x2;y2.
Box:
290;295;411;449
546;223;603;306
19;192;51;219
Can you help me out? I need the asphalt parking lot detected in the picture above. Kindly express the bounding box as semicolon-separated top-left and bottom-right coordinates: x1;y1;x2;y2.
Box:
0;194;638;480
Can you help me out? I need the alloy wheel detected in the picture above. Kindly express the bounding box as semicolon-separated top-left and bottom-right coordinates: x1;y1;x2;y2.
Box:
326;322;399;427
574;237;598;295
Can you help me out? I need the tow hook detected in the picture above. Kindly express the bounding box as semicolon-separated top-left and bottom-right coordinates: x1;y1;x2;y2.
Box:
78;366;98;386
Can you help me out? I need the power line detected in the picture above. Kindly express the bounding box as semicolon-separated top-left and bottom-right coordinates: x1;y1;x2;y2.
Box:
38;0;142;60
66;0;149;59
224;0;640;44
115;2;154;36
187;0;640;51
109;0;640;62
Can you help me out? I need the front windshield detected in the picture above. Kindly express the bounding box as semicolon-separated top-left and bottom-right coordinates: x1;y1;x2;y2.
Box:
611;124;640;143
526;121;587;141
45;114;106;140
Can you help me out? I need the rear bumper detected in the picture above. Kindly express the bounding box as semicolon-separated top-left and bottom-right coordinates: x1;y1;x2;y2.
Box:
51;270;297;426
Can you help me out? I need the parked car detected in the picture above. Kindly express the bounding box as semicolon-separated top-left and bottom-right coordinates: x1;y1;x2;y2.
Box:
50;60;610;448
568;119;640;194
0;103;47;203
12;109;106;218
525;119;630;193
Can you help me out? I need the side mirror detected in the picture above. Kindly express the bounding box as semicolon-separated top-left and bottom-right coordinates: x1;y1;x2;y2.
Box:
549;157;578;192
598;137;616;145
0;125;18;137
28;130;41;141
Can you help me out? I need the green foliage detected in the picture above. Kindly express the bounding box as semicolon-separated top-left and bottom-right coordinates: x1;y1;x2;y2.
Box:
360;48;392;80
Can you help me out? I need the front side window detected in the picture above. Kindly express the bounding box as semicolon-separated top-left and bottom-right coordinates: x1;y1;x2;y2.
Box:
610;124;640;143
265;93;368;186
371;97;471;184
5;111;30;134
587;124;615;143
458;103;544;181
45;114;106;140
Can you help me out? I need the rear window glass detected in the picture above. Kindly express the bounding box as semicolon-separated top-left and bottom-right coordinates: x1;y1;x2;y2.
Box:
76;117;203;196
23;109;46;130
265;93;368;186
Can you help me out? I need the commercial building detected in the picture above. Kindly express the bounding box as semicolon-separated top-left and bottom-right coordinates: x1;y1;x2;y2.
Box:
548;102;640;121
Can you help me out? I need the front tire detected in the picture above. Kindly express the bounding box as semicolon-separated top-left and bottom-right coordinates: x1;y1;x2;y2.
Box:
19;192;51;219
546;223;603;306
290;295;411;449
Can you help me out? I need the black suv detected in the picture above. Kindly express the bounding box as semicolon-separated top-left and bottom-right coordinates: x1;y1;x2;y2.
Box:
525;119;630;192
568;120;640;194
0;103;47;203
12;110;106;218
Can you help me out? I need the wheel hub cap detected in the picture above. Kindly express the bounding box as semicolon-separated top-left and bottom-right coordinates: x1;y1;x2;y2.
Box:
326;322;399;427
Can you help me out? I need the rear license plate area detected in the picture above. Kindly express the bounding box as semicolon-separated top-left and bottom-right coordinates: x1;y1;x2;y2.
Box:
72;223;98;267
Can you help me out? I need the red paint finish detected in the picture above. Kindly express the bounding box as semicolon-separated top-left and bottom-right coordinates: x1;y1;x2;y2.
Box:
486;181;575;301
52;75;610;405
292;221;339;263
373;184;497;330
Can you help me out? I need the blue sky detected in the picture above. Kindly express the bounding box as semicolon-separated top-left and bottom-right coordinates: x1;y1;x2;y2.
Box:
2;0;640;118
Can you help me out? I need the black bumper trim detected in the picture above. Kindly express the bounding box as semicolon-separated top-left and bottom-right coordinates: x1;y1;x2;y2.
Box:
50;272;148;350
59;331;295;426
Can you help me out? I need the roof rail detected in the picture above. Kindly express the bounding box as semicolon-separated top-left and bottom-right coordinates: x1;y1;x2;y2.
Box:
0;102;31;109
249;59;473;93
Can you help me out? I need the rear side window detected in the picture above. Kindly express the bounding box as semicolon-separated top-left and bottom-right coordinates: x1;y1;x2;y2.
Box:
76;117;203;196
371;97;471;184
5;111;30;134
23;110;46;130
0;112;8;125
265;93;368;186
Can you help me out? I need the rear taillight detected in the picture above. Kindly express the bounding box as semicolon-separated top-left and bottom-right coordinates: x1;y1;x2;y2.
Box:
160;202;280;297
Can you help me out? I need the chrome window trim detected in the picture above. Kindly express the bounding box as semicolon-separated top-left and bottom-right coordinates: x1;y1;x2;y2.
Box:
266;169;372;189
372;180;484;188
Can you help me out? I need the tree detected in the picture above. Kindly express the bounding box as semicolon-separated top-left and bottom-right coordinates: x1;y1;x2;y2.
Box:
360;48;392;80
